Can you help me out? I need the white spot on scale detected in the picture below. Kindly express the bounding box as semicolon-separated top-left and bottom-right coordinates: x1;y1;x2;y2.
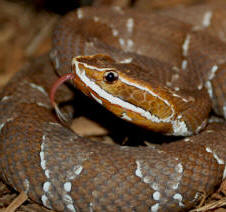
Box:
198;84;203;90
175;163;183;174
172;120;191;136
64;182;72;192
68;165;83;180
23;179;30;193
1;96;11;102
77;9;83;19
89;202;94;212
153;191;161;201
184;138;190;142
37;102;51;109
119;57;133;63
94;16;99;22
0;122;5;132
208;65;218;80
135;160;143;178
43;181;51;192
112;29;119;37
127;18;134;33
196;119;207;133
112;6;124;14
151;203;159;212
206;147;224;165
127;39;134;50
182;34;191;56
41;194;52;209
223;165;226;179
67;204;77;212
151;182;159;191
181;59;188;70
40;135;51;179
205;80;213;98
173;193;184;207
119;38;125;46
223;104;226;119
174;87;180;91
29;82;48;96
64;194;76;212
202;11;212;28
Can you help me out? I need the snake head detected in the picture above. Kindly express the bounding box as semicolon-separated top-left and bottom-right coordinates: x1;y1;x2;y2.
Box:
71;54;195;136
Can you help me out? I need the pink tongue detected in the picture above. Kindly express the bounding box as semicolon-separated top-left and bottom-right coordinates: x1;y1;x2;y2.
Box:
50;73;75;122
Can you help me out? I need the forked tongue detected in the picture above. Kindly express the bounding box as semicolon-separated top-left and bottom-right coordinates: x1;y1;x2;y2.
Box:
50;73;75;122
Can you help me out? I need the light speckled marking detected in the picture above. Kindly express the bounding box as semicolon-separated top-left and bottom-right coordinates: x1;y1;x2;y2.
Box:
89;202;94;212
196;119;207;133
67;165;83;180
184;138;190;142
37;102;51;109
41;195;52;209
181;59;188;70
135;160;143;178
77;9;83;19
43;181;51;192
64;182;72;192
94;16;99;22
1;96;11;102
182;34;191;56
151;203;159;212
23;179;30;193
175;163;183;174
64;194;76;212
29;82;48;96
40;135;51;178
0;118;13;133
208;65;218;80
205;81;213;98
119;38;125;47
223;166;226;179
223;104;226;118
153;191;161;201
173;193;184;207
119;57;133;63
112;29;119;37
202;11;212;27
206;147;224;165
198;84;203;90
112;6;124;14
127;18;134;33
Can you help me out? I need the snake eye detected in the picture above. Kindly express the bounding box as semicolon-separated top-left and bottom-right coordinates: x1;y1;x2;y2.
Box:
103;71;118;83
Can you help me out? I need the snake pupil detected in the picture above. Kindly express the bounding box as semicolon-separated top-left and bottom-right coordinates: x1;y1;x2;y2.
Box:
104;71;118;83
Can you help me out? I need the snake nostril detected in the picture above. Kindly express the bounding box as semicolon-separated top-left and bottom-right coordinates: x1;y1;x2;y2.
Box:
103;71;118;83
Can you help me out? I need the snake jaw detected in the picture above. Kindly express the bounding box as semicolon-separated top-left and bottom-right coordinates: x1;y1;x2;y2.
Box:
71;55;194;136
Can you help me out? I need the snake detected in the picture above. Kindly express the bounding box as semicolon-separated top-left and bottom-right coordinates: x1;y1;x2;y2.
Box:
0;3;226;212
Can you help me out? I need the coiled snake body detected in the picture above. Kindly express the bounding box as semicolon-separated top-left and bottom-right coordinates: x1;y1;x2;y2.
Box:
0;4;226;212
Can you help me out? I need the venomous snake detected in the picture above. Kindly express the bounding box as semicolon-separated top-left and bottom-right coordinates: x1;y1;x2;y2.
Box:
1;2;226;212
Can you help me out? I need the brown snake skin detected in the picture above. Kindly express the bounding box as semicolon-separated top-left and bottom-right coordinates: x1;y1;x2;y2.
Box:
1;3;226;212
